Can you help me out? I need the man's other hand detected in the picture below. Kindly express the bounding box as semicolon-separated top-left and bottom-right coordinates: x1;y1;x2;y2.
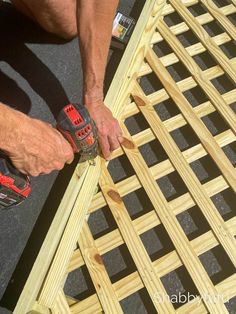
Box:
85;102;123;160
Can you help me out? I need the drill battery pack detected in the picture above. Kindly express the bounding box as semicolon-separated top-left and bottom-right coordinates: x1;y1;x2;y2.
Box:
0;158;31;210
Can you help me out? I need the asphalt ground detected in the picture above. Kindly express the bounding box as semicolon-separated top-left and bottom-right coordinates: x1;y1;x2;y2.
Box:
0;0;236;313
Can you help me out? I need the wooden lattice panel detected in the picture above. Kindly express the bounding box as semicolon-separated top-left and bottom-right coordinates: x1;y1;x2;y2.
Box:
62;0;236;313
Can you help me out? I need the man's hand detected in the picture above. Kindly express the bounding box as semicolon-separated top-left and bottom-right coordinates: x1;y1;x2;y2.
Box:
0;104;74;176
78;0;122;159
85;102;123;160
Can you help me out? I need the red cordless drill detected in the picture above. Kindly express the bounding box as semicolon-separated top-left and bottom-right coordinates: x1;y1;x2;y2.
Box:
57;103;98;163
0;103;98;210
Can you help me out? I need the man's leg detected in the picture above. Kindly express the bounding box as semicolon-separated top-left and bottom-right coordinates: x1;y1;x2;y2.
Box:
11;0;77;39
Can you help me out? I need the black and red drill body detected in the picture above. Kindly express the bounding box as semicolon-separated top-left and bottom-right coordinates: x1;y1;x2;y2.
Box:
57;103;98;162
0;103;98;210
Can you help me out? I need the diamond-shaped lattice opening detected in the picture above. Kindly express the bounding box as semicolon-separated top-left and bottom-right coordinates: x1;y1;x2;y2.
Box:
199;245;235;285
123;187;155;220
166;60;191;82
64;266;96;301
211;188;236;221
183;85;209;108
88;205;118;240
164;11;184;27
220;41;236;59
201;111;230;136
225;295;236;314
227;12;236;26
102;244;136;284
170;124;200;152
120;288;157;313
153;39;173;57
154;98;181;121
139;72;164;95
108;154;135;184
139;138;168;167
177;205;211;241
157;171;189;202
222;142;236;167
176;29;199;48
202;20;226;36
140;224;175;261
211;74;236;94
212;0;233;7
161;266;199;309
190;154;221;184
192;50;218;71
230;102;236;113
187;3;208;17
125;111;149;136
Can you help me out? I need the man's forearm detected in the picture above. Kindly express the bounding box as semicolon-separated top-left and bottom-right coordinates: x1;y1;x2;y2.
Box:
77;0;119;106
0;103;22;153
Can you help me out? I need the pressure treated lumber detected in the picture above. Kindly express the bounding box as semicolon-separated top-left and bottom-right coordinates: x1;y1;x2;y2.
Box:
51;290;71;314
68;212;236;277
169;0;236;82
157;20;236;136
132;80;236;268
121;123;228;313
146;34;234;75
14;162;90;314
99;163;174;312
38;158;101;308
90;127;235;214
162;1;236;16
78;221;123;313
146;45;236;190
200;0;236;41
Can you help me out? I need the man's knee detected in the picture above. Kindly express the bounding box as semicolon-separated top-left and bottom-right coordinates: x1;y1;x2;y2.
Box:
12;0;77;40
57;25;77;40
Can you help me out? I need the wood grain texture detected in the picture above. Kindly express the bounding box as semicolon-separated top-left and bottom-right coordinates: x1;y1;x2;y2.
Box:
200;0;236;41
90;128;234;214
146;44;236;190
38;158;101;308
153;4;236;45
120;124;228;313
99;162;175;312
169;0;236;82
79;222;123;313
51;290;71;314
14;162;90;314
157;20;236;135
132;80;236;269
